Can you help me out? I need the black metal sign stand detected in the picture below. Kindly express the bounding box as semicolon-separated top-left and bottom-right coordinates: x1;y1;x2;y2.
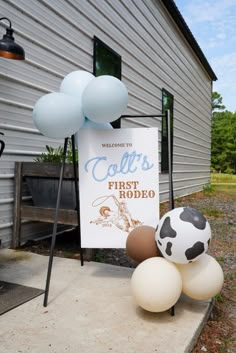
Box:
43;134;83;307
43;111;175;315
167;109;175;315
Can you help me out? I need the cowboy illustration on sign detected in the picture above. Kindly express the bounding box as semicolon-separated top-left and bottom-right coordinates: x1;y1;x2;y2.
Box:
90;194;142;232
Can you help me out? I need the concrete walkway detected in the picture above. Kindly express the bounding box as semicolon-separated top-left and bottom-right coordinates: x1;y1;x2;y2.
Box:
0;249;213;353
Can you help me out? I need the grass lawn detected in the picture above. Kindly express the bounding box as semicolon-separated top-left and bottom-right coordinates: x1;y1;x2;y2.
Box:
210;173;236;199
211;173;236;184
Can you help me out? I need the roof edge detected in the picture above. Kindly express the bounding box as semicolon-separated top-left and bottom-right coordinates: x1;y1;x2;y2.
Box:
161;0;217;81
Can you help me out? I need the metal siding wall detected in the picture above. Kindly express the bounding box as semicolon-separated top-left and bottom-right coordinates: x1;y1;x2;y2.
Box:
89;0;212;198
0;0;212;247
0;0;89;247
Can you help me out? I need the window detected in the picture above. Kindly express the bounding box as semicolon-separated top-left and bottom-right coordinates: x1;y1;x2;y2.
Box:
161;89;174;172
93;36;122;128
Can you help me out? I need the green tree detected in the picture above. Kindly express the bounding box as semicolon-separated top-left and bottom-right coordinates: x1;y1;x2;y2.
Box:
212;91;225;112
211;111;236;173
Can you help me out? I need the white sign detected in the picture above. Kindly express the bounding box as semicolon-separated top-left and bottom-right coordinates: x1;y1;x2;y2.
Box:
78;128;159;248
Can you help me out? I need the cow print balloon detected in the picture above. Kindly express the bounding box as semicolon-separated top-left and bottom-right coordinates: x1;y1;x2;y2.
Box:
155;207;211;264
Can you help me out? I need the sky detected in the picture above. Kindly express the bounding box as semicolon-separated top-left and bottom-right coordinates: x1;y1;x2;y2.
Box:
174;0;236;112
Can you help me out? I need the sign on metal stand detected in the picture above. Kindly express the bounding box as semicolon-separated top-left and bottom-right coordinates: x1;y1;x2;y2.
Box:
78;128;159;248
43;111;175;316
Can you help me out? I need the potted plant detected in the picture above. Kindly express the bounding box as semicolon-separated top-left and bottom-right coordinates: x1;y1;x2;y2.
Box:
25;142;79;210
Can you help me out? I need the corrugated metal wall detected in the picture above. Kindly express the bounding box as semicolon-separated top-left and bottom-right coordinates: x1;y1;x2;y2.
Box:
0;0;212;247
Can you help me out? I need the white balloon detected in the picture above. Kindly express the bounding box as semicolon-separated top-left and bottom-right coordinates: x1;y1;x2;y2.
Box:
82;75;128;123
60;70;94;102
33;92;85;139
131;257;182;312
177;254;224;300
155;207;211;264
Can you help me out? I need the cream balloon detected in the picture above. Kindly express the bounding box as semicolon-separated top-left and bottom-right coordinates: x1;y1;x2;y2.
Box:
60;70;94;102
131;257;182;312
177;254;224;300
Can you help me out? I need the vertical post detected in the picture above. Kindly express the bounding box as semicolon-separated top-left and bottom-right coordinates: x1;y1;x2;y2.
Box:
71;134;84;266
43;138;68;307
167;109;174;210
166;109;175;316
12;162;23;248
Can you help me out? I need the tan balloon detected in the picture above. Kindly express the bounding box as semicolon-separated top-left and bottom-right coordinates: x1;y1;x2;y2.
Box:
131;257;182;312
126;225;162;263
177;254;224;300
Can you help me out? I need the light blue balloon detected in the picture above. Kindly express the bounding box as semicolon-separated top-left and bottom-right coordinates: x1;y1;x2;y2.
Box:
33;92;85;139
73;118;113;145
81;118;113;130
60;70;94;102
82;75;128;123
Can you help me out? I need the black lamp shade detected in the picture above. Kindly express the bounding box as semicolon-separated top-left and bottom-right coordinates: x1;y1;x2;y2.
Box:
0;27;25;60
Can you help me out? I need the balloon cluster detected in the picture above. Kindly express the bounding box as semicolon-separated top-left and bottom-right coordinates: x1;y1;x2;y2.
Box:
126;207;224;313
32;70;129;139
